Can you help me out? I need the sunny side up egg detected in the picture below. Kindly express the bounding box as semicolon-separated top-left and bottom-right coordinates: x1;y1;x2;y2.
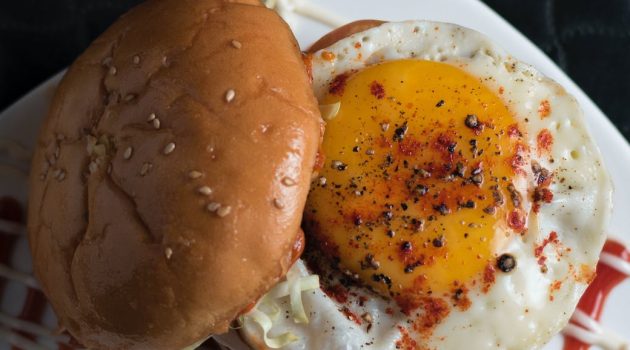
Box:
240;21;612;350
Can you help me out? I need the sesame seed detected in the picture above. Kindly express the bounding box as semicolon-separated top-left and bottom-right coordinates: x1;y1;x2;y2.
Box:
273;198;284;209
123;147;133;160
152;118;161;129
281;177;297;186
260;124;273;134
93;144;106;157
132;55;141;64
206;202;221;212
188;170;203;179
164;247;173;259
231;40;242;49
163;142;176;155
140;162;153;176
88;162;98;174
102;57;112;66
319;176;327;186
54;147;60;159
217;205;232;217
57;170;66;181
108;66;117;76
198;186;213;196
162;56;170;67
225;89;235;103
52;169;61;178
147;113;156;121
124;94;136;102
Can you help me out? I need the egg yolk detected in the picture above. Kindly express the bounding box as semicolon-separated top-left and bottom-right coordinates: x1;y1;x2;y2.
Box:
305;60;527;303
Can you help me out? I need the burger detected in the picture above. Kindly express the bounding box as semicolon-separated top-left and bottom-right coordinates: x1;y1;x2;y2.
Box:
28;0;321;348
27;0;612;349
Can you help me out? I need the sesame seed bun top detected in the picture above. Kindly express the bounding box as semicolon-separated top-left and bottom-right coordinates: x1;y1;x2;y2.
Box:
26;0;322;349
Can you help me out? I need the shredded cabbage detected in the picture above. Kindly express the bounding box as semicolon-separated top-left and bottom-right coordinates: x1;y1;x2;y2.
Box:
242;273;320;348
319;102;341;121
247;309;299;348
289;275;318;323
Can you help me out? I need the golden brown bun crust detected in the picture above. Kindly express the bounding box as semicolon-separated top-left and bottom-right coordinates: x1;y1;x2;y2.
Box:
308;20;385;53
27;0;321;349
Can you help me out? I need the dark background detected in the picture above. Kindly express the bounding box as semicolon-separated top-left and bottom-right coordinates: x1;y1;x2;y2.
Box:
1;0;629;141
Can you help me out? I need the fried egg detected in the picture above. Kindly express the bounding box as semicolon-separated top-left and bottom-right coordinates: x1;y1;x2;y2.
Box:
240;21;611;350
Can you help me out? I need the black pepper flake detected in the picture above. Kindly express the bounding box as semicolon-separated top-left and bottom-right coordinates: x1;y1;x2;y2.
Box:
497;254;517;272
371;273;392;288
471;173;483;186
381;153;394;168
447;142;457;154
400;241;412;252
433;203;450;215
492;188;504;205
401;203;408;211
454;162;466;177
532;161;551;185
410;218;424;232
393;122;408;142
404;260;423;273
352;146;361;152
361;254;380;270
483;206;496;214
415;168;431;178
450;290;462;303
383;210;393;221
465;114;479;129
436;99;445;107
332;160;348;171
507;183;522;207
386;229;396;238
414;184;428;196
432;236;445;248
354;215;363;226
462;200;475;209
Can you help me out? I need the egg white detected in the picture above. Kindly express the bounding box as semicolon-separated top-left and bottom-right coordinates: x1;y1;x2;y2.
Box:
241;20;611;350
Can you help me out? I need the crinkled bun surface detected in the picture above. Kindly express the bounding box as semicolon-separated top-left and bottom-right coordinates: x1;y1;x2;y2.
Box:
27;0;321;348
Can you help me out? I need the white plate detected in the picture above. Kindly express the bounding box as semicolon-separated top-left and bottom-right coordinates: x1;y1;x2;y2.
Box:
0;0;628;349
